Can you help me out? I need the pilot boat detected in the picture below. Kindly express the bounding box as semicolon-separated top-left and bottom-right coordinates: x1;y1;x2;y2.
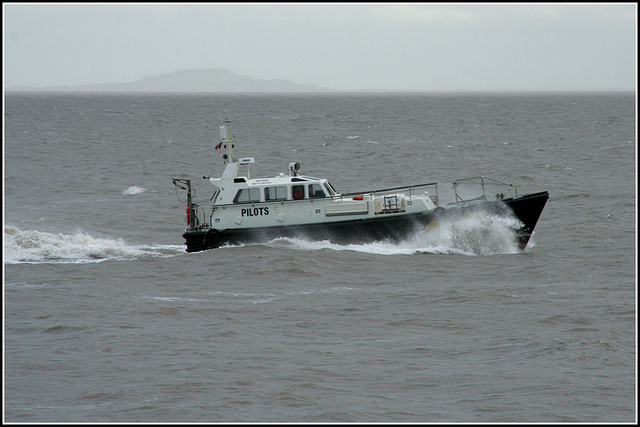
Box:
173;121;548;253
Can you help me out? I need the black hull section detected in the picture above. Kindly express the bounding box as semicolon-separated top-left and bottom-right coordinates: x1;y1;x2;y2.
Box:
501;191;549;248
182;191;548;253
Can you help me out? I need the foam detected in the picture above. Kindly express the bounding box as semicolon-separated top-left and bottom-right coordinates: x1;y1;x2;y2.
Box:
265;210;524;256
122;186;147;195
4;226;183;264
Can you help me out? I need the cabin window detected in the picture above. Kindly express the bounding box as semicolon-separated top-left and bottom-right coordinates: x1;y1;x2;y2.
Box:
233;188;261;204
309;183;326;198
292;185;305;200
265;186;288;201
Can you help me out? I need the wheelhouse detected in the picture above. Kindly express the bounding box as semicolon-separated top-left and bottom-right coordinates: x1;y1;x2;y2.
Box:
208;163;339;208
229;176;338;205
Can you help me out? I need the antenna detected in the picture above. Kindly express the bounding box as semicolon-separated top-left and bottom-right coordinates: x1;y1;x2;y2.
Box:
210;95;225;128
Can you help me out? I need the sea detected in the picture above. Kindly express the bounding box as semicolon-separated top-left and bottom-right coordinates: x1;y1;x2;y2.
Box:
3;91;636;423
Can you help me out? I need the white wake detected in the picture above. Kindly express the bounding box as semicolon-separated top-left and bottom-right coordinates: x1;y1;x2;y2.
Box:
4;226;183;264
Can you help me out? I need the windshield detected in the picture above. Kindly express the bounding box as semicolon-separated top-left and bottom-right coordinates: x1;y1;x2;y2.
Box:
324;181;338;195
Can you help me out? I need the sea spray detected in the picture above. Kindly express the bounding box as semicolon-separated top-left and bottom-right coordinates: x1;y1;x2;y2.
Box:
262;210;524;256
411;209;524;255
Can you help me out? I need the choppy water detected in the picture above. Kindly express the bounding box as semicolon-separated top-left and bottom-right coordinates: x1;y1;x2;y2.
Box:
4;91;636;422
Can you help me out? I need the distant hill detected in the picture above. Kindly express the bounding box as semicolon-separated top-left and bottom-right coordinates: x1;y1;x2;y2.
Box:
9;68;334;93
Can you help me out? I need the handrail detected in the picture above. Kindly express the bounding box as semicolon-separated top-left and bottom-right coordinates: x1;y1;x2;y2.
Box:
451;176;518;205
342;182;440;205
342;181;439;196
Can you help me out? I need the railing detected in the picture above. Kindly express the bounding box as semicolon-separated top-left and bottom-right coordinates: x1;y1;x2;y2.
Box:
342;182;440;206
172;178;211;230
451;176;518;205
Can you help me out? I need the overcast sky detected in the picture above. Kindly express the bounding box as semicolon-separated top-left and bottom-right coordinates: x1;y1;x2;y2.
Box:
3;3;637;91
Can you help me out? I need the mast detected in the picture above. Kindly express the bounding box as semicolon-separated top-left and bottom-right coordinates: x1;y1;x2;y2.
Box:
219;120;236;164
217;120;242;180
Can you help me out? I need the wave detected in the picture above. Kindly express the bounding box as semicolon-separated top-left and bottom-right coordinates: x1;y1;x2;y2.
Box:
122;186;147;195
4;226;183;264
265;211;524;256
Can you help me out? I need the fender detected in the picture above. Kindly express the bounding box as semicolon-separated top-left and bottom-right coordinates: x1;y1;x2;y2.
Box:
205;228;221;245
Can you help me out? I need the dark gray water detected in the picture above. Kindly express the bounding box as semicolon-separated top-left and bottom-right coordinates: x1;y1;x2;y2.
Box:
4;92;636;422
